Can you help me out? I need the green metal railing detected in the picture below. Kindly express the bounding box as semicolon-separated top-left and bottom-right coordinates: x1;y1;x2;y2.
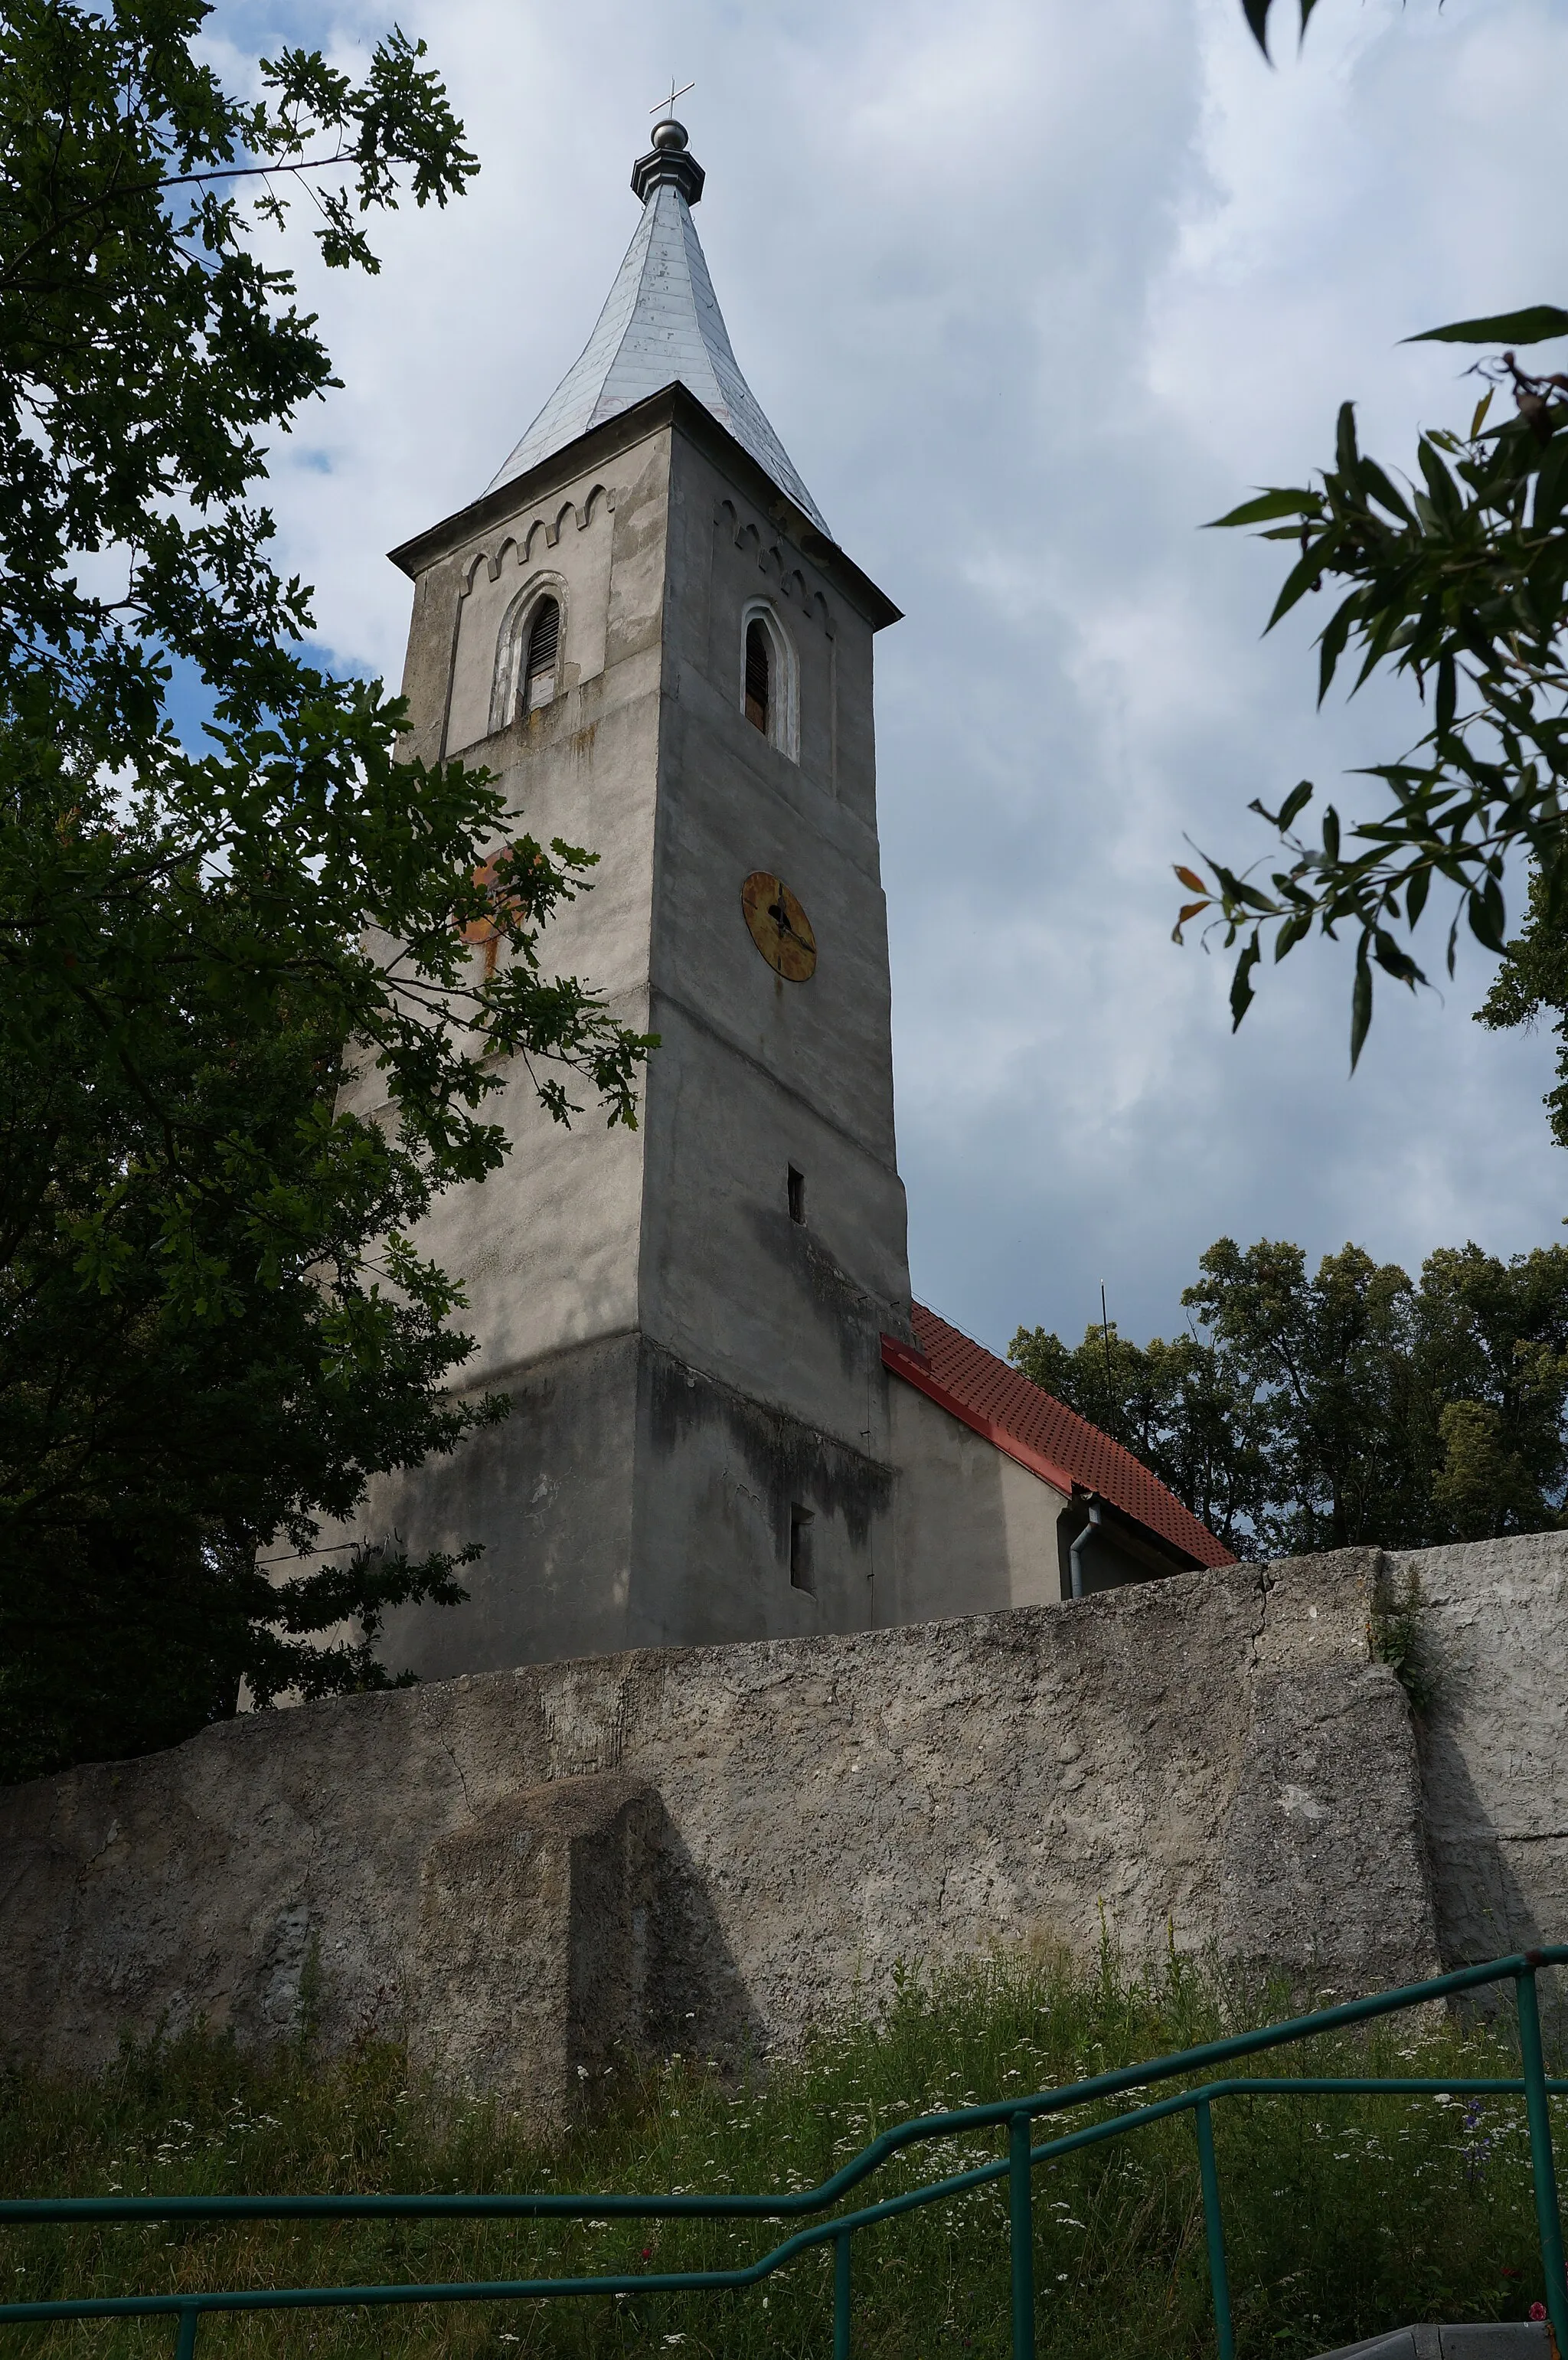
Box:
3;1947;1566;2359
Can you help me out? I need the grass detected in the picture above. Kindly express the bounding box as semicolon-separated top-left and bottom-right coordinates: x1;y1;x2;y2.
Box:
0;1943;1562;2360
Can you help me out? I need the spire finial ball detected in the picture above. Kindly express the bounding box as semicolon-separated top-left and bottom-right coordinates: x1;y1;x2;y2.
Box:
629;116;704;207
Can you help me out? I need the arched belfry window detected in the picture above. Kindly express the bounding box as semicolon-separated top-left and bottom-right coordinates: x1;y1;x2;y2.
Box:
744;619;770;735
740;603;799;760
524;597;560;714
488;580;566;737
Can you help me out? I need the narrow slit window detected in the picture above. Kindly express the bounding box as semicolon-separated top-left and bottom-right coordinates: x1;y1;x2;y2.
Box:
524;597;560;713
789;1504;815;1593
787;1165;806;1225
744;618;770;735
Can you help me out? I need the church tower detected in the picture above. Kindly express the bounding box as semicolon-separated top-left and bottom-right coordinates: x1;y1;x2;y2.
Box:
349;117;1229;1680
355;117;919;1678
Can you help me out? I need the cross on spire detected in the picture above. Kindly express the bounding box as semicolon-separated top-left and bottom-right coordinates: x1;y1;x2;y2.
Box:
650;77;694;119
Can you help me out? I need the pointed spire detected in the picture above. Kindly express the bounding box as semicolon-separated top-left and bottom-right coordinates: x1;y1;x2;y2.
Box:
485;121;829;536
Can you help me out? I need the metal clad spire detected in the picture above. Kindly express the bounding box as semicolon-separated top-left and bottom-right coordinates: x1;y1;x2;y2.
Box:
485;120;829;535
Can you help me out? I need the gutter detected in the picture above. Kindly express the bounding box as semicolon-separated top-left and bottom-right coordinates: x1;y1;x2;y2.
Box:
1069;1497;1104;1600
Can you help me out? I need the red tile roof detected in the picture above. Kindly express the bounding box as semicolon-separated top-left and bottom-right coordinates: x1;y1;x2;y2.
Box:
883;1304;1233;1571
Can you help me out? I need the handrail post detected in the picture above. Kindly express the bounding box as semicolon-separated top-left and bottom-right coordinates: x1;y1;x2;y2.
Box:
834;2228;852;2360
1517;1962;1568;2352
1194;2097;1236;2360
174;2306;200;2360
1009;2110;1036;2360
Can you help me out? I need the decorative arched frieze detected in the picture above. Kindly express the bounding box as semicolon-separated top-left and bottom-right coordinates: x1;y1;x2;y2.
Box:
715;499;831;635
444;487;614;756
456;486;616;606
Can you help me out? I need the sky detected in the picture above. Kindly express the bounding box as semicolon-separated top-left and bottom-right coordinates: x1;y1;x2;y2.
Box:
203;0;1568;1360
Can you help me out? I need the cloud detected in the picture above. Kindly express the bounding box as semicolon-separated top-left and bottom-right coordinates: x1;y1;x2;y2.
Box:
216;0;1568;1355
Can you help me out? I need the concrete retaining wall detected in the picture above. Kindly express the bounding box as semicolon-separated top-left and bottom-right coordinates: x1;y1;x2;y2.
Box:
2;1536;1562;2114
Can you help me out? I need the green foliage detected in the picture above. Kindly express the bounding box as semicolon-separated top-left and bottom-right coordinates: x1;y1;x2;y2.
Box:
1370;1567;1439;1717
1;1947;1560;2359
1178;359;1568;1064
1011;1235;1568;1558
1186;18;1568;1060
1477;865;1568;1151
0;4;654;1779
1005;1315;1269;1551
1;0;476;750
1410;309;1568;351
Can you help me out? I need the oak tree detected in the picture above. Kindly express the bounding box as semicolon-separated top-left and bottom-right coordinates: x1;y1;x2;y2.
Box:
0;2;651;1778
1011;1237;1568;1558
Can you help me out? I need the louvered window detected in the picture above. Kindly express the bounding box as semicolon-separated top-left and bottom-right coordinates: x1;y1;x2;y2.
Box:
744;619;770;734
524;597;560;712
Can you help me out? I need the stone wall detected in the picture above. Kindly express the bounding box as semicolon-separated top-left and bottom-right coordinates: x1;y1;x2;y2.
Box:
2;1536;1560;2116
1391;1535;1568;1967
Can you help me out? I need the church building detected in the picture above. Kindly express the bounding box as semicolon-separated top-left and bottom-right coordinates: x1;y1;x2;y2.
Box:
345;115;1230;1684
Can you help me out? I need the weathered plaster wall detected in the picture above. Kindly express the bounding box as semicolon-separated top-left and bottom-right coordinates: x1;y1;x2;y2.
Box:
1;1544;1464;2106
882;1378;1067;1623
357;1334;644;1681
323;427;674;1675
629;1338;890;1649
1393;1535;1568;1967
339;433;669;1396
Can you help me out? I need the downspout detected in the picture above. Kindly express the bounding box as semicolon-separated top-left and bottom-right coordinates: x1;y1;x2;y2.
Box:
1069;1497;1103;1600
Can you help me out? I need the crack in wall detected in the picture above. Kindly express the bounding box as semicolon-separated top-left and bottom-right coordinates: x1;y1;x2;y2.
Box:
1246;1564;1272;1673
440;1741;474;1818
76;1818;122;1881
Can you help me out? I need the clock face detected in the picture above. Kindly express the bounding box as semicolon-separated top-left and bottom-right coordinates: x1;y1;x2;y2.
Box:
741;871;817;982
